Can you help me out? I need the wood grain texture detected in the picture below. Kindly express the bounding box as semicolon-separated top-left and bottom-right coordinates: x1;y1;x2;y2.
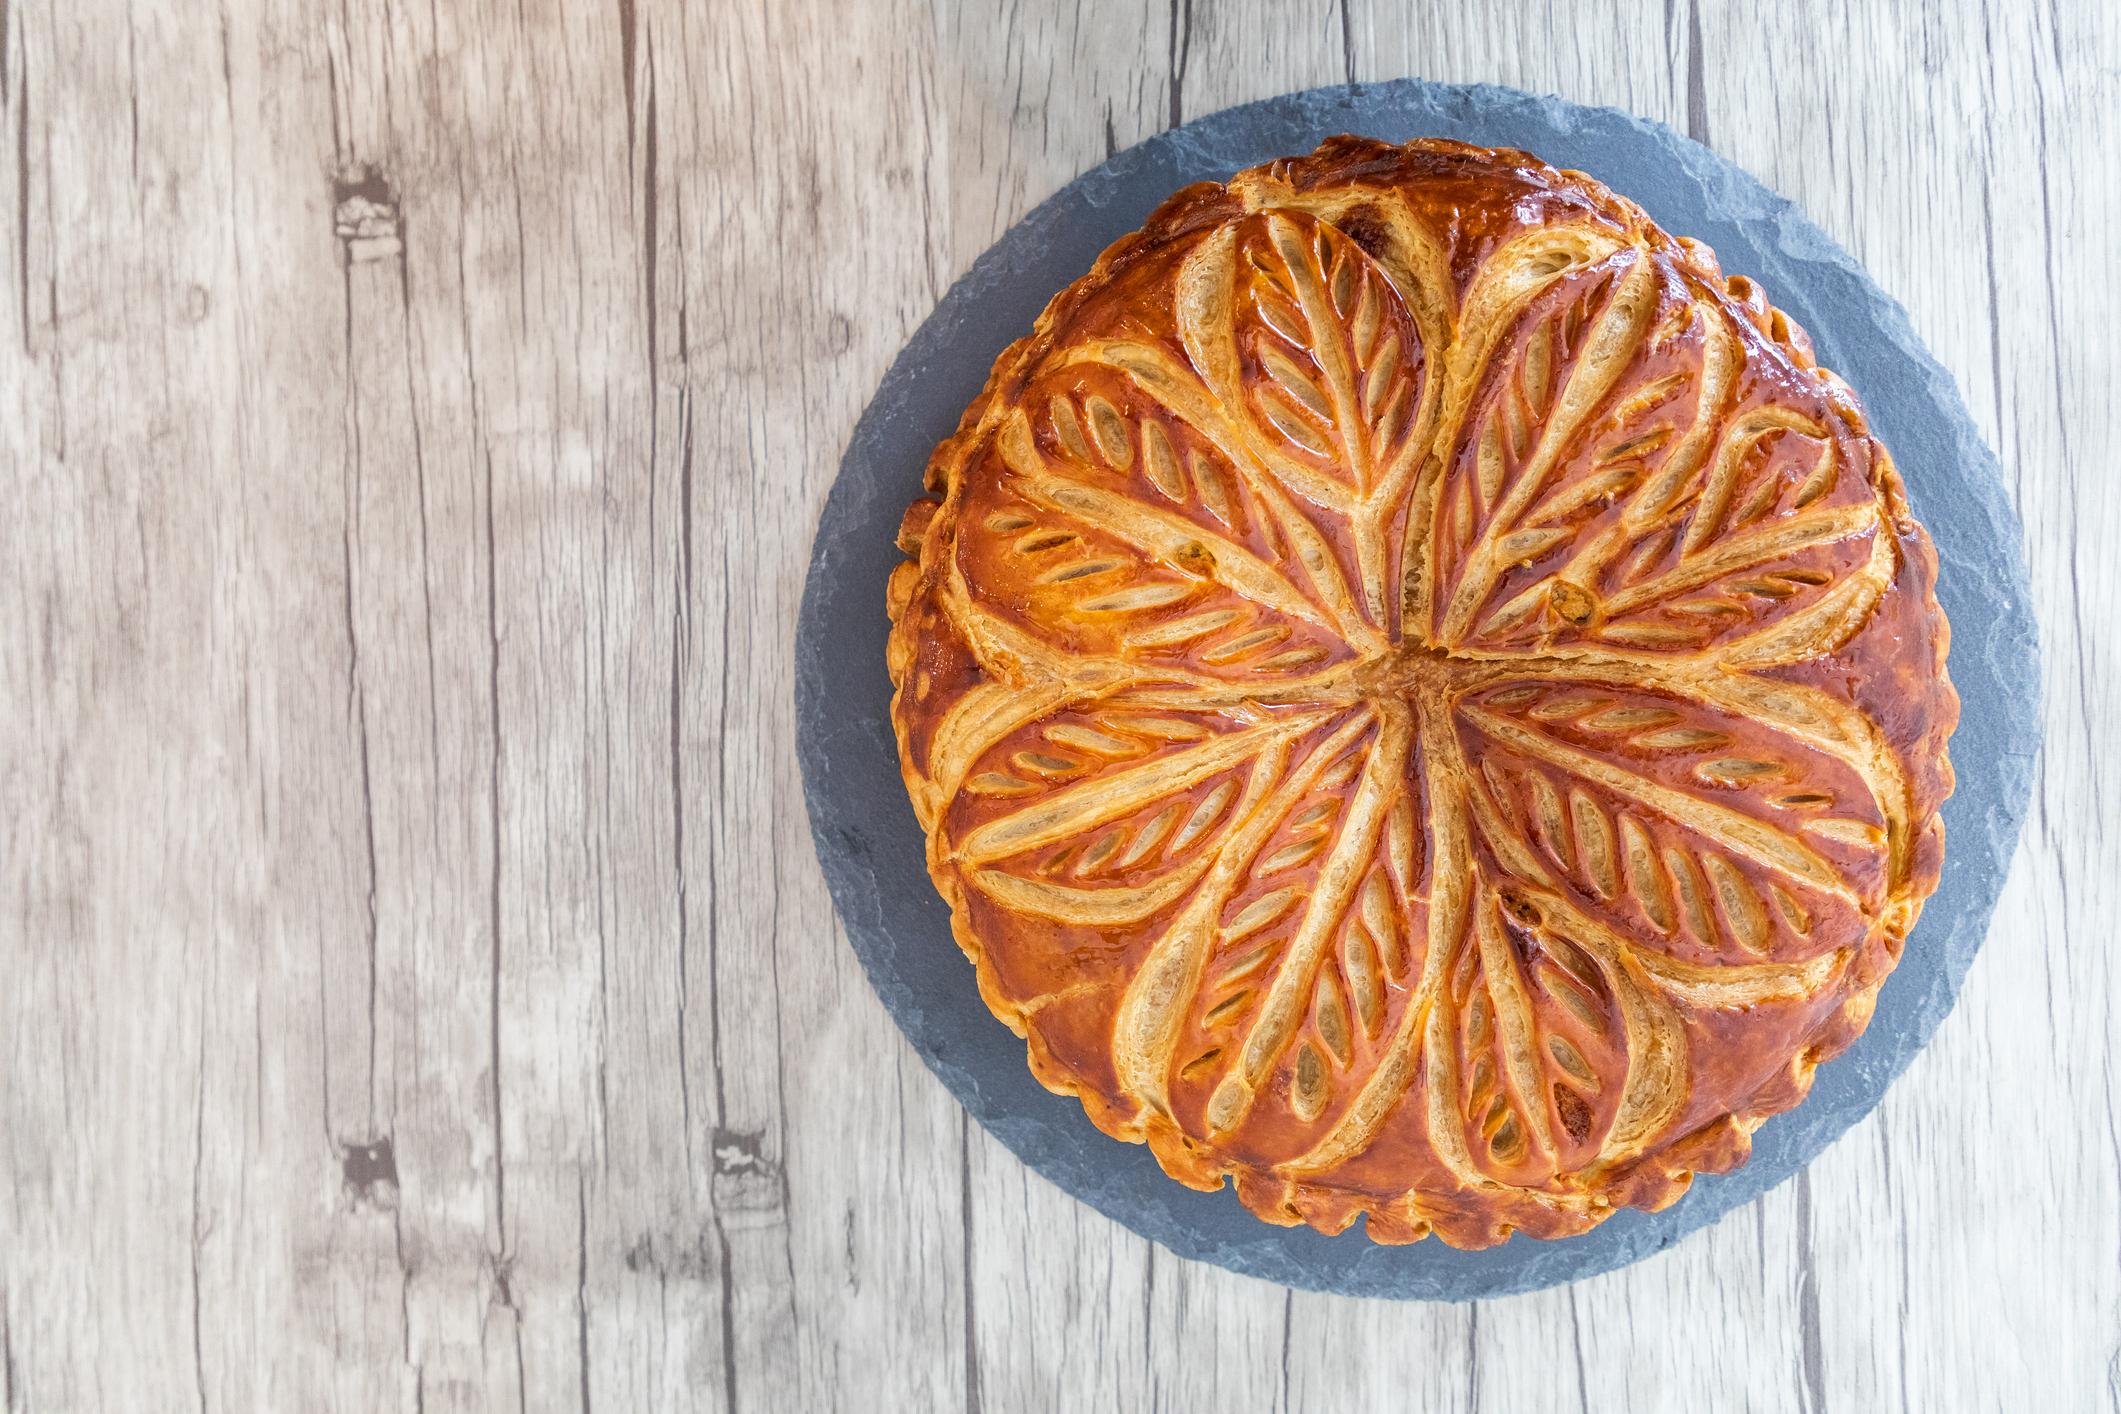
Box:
0;0;2110;1409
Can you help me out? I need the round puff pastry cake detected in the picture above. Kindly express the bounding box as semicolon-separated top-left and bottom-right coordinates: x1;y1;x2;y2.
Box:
885;137;1955;1247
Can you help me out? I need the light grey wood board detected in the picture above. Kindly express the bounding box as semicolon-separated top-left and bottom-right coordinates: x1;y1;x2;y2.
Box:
0;0;2112;1410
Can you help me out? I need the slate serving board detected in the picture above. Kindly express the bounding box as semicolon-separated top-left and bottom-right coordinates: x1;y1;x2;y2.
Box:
793;79;2040;1299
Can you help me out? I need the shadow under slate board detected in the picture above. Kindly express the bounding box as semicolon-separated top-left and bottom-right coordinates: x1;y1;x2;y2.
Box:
793;79;2039;1299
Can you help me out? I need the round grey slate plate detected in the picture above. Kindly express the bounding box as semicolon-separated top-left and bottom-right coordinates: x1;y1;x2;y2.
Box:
794;80;2039;1299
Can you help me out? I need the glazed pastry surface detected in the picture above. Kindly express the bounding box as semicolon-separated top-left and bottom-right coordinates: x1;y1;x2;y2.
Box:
885;137;1956;1246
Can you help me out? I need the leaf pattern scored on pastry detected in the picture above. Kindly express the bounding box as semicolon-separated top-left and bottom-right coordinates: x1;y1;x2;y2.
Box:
888;139;1954;1248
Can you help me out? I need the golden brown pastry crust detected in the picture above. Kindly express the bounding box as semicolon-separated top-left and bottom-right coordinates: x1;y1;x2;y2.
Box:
885;137;1956;1247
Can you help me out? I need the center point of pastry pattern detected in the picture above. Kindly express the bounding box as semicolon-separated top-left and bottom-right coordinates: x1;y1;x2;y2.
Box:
885;140;1954;1247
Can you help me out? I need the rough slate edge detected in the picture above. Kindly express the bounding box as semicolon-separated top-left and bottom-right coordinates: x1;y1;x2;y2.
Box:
793;79;2041;1301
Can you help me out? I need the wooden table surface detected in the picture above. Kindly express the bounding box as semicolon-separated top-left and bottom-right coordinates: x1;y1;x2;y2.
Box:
4;0;2114;1409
